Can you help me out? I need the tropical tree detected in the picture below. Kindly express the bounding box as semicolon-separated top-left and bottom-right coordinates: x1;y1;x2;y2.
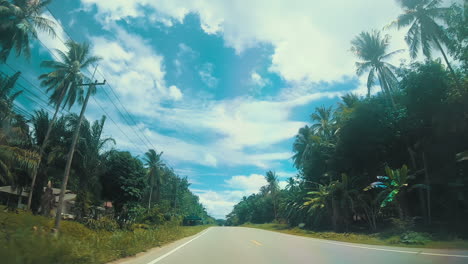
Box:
27;40;100;210
264;170;279;220
143;149;165;209
303;183;333;227
0;71;21;122
55;60;102;230
0;0;56;62
292;125;313;170
351;30;401;105
310;106;335;139
392;0;460;85
0;72;38;199
73;115;114;218
364;165;411;219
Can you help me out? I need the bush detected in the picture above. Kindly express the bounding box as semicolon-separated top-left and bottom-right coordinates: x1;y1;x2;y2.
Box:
400;231;432;245
84;217;119;232
0;209;209;263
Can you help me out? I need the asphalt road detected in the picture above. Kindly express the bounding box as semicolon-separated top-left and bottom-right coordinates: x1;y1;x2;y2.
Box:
112;227;468;264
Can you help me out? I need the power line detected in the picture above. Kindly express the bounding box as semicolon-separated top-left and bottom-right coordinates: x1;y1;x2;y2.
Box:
96;69;159;151
44;6;158;153
1;64;68;115
91;97;146;153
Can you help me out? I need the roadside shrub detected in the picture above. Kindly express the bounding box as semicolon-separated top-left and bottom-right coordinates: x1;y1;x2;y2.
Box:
137;207;165;225
389;218;414;232
400;231;432;245
84;217;119;232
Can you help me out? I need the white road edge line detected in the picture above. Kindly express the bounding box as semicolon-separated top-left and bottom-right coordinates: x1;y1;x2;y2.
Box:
147;228;211;264
266;229;468;258
320;240;468;258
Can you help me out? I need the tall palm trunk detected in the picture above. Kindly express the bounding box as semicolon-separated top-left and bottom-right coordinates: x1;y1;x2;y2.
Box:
155;182;161;205
148;186;153;210
27;88;67;210
433;37;461;89
377;67;396;109
54;86;92;230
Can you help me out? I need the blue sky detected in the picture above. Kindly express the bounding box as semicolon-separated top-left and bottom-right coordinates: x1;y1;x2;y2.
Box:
3;0;457;219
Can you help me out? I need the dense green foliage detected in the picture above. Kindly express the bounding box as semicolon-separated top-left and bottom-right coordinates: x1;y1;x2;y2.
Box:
227;1;468;238
0;0;213;237
0;207;210;264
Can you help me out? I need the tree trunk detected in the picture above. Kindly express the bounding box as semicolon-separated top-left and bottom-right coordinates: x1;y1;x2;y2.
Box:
54;86;92;230
148;186;153;210
433;37;462;89
17;187;23;208
377;67;396;109
27;88;67;210
155;182;161;205
422;152;431;225
331;196;340;232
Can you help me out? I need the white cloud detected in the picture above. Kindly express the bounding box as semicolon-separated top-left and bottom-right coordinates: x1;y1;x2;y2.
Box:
79;0;413;85
169;85;183;101
225;174;267;193
198;63;218;88
250;71;269;88
89;25;182;115
194;173;287;219
37;12;68;57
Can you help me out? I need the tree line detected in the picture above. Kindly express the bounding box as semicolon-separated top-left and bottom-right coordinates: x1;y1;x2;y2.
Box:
0;0;214;231
227;0;468;236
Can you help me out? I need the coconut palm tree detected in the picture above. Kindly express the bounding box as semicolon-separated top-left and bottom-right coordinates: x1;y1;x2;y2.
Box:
0;72;38;191
55;60;102;230
264;170;279;220
73;115;114;218
351;30;402;106
391;0;458;83
310;106;335;139
144;149;165;209
0;71;22;122
0;0;56;62
26;40;100;210
292;125;313;170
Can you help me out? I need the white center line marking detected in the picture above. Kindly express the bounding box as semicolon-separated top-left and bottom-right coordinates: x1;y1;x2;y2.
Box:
147;228;211;264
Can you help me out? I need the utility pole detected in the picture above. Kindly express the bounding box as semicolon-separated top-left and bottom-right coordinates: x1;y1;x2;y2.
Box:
54;67;105;231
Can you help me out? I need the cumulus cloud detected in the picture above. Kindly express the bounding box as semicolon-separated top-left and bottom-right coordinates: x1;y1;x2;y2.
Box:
198;63;218;88
89;25;182;113
79;0;413;85
193;173;288;219
250;71;269;88
37;12;68;57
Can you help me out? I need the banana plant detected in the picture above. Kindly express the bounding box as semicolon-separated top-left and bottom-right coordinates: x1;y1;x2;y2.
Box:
364;165;409;208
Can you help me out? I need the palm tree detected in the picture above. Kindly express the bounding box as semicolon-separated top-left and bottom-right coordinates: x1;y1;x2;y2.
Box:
351;30;402;106
0;71;22;122
144;149;165;209
392;0;459;85
0;72;39;192
303;183;332;227
292;125;313;170
310;106;335;139
27;40;100;210
0;0;56;62
74;115;114;218
264;170;279;220
55;58;102;230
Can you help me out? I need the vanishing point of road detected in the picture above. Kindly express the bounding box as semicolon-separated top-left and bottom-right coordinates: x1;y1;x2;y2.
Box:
112;227;468;264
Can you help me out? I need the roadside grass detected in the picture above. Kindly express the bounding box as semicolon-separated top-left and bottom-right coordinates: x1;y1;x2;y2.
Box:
0;207;210;264
242;223;468;249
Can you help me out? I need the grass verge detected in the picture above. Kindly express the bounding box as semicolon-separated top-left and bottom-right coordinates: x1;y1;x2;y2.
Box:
242;223;468;249
0;208;210;264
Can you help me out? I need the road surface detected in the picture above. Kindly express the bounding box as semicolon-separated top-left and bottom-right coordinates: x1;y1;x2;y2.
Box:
112;227;468;264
